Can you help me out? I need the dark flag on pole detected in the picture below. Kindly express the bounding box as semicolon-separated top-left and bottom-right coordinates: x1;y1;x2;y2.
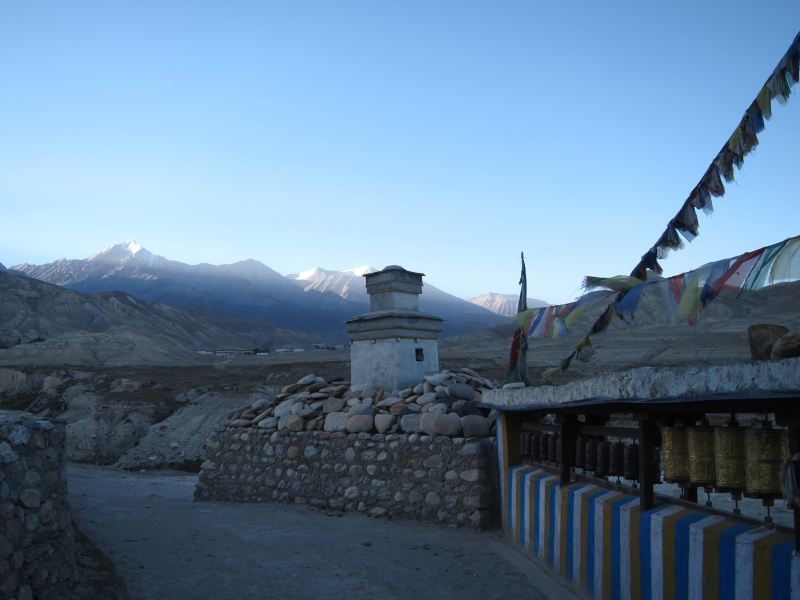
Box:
504;252;530;386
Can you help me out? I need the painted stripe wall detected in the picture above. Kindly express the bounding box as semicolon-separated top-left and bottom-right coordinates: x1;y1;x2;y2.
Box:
496;416;800;599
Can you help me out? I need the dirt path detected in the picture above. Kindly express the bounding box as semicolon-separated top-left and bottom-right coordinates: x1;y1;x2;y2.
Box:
66;464;577;600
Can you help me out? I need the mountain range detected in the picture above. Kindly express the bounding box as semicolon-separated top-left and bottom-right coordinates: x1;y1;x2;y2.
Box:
11;242;507;343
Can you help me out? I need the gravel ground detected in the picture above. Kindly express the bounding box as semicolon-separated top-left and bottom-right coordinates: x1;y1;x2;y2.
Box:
66;464;578;600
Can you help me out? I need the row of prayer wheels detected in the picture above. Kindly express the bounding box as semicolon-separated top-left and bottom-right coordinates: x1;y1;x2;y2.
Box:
661;419;788;498
520;431;647;483
520;431;560;464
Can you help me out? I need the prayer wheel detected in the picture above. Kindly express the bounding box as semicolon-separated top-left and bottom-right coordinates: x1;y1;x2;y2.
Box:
539;433;548;461
609;442;624;477
713;425;746;490
585;439;597;472
595;442;610;477
623;443;639;480
548;433;558;463
687;422;716;486
530;433;540;460
744;424;783;498
575;437;586;469
662;424;689;483
520;432;529;458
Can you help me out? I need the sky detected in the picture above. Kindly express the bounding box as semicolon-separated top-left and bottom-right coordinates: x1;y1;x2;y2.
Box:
1;1;798;304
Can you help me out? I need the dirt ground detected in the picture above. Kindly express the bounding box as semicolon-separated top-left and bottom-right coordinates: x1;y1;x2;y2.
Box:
66;464;578;600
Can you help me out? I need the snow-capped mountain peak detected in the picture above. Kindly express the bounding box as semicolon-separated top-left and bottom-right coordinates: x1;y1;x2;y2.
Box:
344;265;375;277
87;240;149;263
467;292;549;317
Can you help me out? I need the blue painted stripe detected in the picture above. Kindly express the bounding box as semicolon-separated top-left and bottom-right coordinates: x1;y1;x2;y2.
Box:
566;484;588;582
585;489;607;595
506;466;515;535
719;524;753;600
548;482;557;567
610;496;635;600
771;541;793;600
518;469;527;546
674;512;706;600
533;475;544;554
640;505;670;600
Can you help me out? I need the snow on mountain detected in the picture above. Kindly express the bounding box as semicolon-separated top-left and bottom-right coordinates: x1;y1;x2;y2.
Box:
466;292;549;317
0;262;5;272
288;266;375;300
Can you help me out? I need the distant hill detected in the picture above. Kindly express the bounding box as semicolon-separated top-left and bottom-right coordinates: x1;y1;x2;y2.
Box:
467;292;548;317
0;270;314;366
14;243;505;341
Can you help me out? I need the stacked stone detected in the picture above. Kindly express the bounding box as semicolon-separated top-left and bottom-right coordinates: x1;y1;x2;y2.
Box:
227;369;496;439
195;429;496;529
0;414;77;600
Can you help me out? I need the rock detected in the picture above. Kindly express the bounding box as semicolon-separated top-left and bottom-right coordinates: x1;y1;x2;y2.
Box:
431;414;461;437
20;489;41;509
0;442;18;464
274;398;301;418
323;397;346;413
424;373;449;386
376;396;402;408
323;412;349;432
416;392;437;405
460;469;481;482
229;419;251;427
447;382;475;401
0;369;30;398
308;392;329;400
281;383;304;394
349;405;375;416
425;491;441;505
374;414;395;433
285;414;305;432
344;486;359;499
461;415;491;437
297;374;324;386
452;400;481;416
772;331;800;360
434;386;448;399
429;403;448;415
748;324;790;360
419;413;435;435
398;387;413;399
412;383;424;395
346;415;374;433
297;405;321;418
389;403;409;416
400;414;421;433
8;425;30;446
258;417;277;429
502;382;525;389
375;389;385;402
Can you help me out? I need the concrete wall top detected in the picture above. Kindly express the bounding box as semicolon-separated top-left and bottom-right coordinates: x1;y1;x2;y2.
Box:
481;357;800;411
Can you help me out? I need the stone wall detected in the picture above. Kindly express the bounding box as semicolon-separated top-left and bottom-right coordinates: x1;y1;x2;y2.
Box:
195;428;497;529
0;414;76;600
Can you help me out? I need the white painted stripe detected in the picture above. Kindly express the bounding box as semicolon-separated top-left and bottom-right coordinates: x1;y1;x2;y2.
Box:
791;550;800;600
734;528;773;600
537;475;557;559
650;504;683;600
687;515;724;600
553;484;562;571
593;490;619;597
523;469;542;551
572;485;596;583
618;497;640;600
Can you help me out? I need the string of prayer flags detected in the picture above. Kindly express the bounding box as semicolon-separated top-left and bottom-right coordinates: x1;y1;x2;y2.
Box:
630;32;800;282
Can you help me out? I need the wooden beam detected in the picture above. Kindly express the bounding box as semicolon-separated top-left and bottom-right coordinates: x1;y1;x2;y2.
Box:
638;416;657;511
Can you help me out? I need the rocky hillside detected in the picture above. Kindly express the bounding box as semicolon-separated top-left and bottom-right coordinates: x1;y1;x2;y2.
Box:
0;270;311;366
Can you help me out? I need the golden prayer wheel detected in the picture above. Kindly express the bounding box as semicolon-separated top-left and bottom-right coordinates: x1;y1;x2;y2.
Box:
687;422;716;486
609;442;624;477
539;433;548;461
548;433;558;463
585;439;597;472
744;425;783;498
596;442;610;477
662;424;689;483
713;425;746;490
530;433;540;460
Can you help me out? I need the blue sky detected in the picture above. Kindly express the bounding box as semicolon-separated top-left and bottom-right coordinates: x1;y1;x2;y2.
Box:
1;1;798;303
